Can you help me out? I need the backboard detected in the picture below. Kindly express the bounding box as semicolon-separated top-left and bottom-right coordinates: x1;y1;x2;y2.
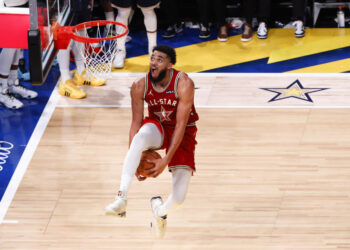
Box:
0;0;73;84
28;0;73;84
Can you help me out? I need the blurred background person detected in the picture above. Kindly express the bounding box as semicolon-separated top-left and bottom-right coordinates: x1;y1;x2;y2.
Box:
241;0;271;42
196;0;228;41
0;0;38;109
161;0;184;39
111;0;159;68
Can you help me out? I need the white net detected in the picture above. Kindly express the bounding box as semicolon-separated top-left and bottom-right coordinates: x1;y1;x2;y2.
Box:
73;22;126;81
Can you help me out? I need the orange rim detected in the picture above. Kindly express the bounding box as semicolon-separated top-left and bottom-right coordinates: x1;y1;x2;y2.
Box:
70;20;128;43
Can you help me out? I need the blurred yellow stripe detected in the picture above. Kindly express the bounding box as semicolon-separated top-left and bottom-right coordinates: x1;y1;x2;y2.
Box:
287;58;350;73
112;34;272;73
268;29;350;64
111;28;350;73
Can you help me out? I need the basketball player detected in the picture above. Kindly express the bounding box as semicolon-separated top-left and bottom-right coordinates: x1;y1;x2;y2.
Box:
105;45;199;239
0;0;38;109
111;0;158;68
57;0;106;99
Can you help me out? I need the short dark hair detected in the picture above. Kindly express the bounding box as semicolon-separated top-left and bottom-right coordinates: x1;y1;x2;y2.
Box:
152;45;176;65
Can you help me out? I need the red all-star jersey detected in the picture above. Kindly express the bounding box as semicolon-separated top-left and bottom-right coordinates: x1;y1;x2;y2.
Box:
144;68;199;126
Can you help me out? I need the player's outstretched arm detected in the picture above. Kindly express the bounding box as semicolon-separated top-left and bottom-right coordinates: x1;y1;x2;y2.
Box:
148;73;194;177
129;78;145;147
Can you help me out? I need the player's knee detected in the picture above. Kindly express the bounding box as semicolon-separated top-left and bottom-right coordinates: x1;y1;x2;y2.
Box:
141;8;157;32
131;132;147;148
131;130;153;150
140;7;156;15
140;7;156;22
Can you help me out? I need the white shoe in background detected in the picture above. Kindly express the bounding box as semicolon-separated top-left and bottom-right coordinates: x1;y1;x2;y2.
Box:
9;79;38;99
0;88;23;109
293;20;305;38
113;50;126;69
257;22;268;39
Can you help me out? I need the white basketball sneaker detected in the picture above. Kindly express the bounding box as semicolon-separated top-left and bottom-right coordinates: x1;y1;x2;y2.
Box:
9;80;38;99
257;22;268;39
293;20;305;38
105;191;127;217
150;196;167;239
0;88;23;109
113;49;126;69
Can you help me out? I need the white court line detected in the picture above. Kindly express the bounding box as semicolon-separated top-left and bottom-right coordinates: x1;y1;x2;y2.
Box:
110;72;350;78
2;220;19;224
187;73;350;78
56;104;350;109
0;85;60;224
56;104;131;108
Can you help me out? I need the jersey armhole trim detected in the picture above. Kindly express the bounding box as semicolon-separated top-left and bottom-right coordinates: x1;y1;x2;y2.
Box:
174;71;182;99
143;75;148;99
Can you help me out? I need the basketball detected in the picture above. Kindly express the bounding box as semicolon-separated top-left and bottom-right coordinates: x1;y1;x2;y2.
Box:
137;150;162;177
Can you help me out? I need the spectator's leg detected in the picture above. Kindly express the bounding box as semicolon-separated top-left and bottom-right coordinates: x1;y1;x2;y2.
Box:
258;0;271;24
196;0;211;38
241;0;255;41
113;6;132;68
292;0;306;37
292;0;306;21
243;0;256;25
140;5;158;56
214;0;228;41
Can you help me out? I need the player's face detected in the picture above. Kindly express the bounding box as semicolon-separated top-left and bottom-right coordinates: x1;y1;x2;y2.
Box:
149;50;172;83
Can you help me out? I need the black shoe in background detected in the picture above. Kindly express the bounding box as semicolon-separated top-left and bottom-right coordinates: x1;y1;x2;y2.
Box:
162;25;176;38
199;23;210;39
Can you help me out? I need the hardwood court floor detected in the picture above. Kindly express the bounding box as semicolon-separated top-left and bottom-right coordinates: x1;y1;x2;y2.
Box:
1;74;350;249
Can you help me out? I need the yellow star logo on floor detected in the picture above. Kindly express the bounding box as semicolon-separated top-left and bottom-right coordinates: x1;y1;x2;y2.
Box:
261;80;329;102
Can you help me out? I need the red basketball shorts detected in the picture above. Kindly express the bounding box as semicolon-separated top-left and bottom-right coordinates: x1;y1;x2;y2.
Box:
141;117;197;172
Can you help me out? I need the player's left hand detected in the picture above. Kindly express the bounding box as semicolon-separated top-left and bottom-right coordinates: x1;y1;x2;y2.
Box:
145;158;168;178
135;168;147;181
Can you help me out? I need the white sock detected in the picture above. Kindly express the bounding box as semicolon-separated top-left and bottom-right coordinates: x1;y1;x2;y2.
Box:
105;11;114;21
71;40;85;75
19;49;24;59
57;43;73;83
7;49;21;86
8;70;18;86
141;7;157;55
119;123;162;195
12;48;21;64
0;48;16;76
115;7;131;51
156;168;192;217
0;78;8;93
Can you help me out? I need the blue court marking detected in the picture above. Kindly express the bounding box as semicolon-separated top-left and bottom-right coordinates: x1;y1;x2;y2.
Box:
204;45;350;73
0;66;60;201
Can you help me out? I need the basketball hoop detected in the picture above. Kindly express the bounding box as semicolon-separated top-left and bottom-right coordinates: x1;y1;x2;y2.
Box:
53;20;128;81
